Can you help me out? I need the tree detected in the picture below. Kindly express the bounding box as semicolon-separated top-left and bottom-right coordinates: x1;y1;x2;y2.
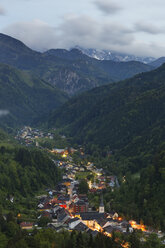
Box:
38;217;50;227
79;179;89;194
0;232;7;248
145;233;163;248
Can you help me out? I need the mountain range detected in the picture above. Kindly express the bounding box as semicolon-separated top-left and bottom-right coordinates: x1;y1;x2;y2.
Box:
0;33;154;96
75;46;155;64
0;32;165;130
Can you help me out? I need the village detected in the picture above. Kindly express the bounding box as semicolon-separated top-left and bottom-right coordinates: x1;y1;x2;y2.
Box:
15;126;54;146
16;127;164;244
19;150;148;238
20;158;134;238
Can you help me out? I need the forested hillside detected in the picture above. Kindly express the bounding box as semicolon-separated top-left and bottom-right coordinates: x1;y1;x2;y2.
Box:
110;149;165;230
0;144;61;207
0;63;68;127
48;64;165;169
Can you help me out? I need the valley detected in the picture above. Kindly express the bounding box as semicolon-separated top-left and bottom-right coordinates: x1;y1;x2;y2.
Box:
0;33;164;247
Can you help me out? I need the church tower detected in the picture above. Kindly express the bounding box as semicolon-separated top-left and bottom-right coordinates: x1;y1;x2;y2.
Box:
99;194;104;213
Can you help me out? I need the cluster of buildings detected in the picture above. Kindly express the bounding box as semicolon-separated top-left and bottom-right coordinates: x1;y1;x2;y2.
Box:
54;159;118;192
15;126;54;146
35;197;132;236
20;175;133;238
51;147;77;158
16;129;165;243
55;160;86;180
19;156;165;244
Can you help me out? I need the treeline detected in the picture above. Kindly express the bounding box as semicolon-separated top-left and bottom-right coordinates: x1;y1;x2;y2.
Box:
107;150;165;231
0;145;61;207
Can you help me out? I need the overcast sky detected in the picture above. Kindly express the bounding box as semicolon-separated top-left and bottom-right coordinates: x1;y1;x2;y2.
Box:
0;0;165;57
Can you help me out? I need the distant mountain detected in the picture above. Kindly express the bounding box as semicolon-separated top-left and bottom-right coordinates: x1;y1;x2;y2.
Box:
0;33;154;95
48;64;165;166
149;56;165;68
0;33;42;69
43;48;91;61
0;34;112;95
75;46;155;64
96;60;152;81
0;63;68;127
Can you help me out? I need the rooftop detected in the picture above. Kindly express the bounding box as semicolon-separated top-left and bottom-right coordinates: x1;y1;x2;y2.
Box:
80;212;106;221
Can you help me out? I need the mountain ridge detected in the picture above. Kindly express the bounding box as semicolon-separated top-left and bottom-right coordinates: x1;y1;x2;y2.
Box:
149;56;165;68
75;46;155;63
0;33;154;95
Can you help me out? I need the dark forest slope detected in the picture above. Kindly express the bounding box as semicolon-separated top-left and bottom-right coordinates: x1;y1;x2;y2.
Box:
48;64;165;164
0;63;68;127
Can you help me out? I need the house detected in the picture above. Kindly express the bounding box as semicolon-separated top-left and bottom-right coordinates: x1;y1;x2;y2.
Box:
80;212;106;231
72;194;79;203
104;225;114;234
72;200;88;213
107;211;119;219
20;222;34;230
62;179;72;187
58;194;70;204
68;217;82;229
48;223;69;232
38;203;44;209
62;175;68;180
56;184;67;193
80;212;106;221
38;202;52;212
104;225;122;234
52;205;61;214
73;222;89;232
51;148;69;157
97;218;107;228
52;148;65;154
104;219;120;227
57;208;71;224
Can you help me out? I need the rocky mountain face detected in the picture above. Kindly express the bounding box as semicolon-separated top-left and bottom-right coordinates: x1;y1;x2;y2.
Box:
0;33;154;96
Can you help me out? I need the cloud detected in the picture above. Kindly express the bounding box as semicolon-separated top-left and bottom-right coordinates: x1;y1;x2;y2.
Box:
94;0;122;15
0;5;6;15
0;110;9;117
3;20;59;51
3;16;165;57
100;23;134;47
134;22;164;34
59;15;101;48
